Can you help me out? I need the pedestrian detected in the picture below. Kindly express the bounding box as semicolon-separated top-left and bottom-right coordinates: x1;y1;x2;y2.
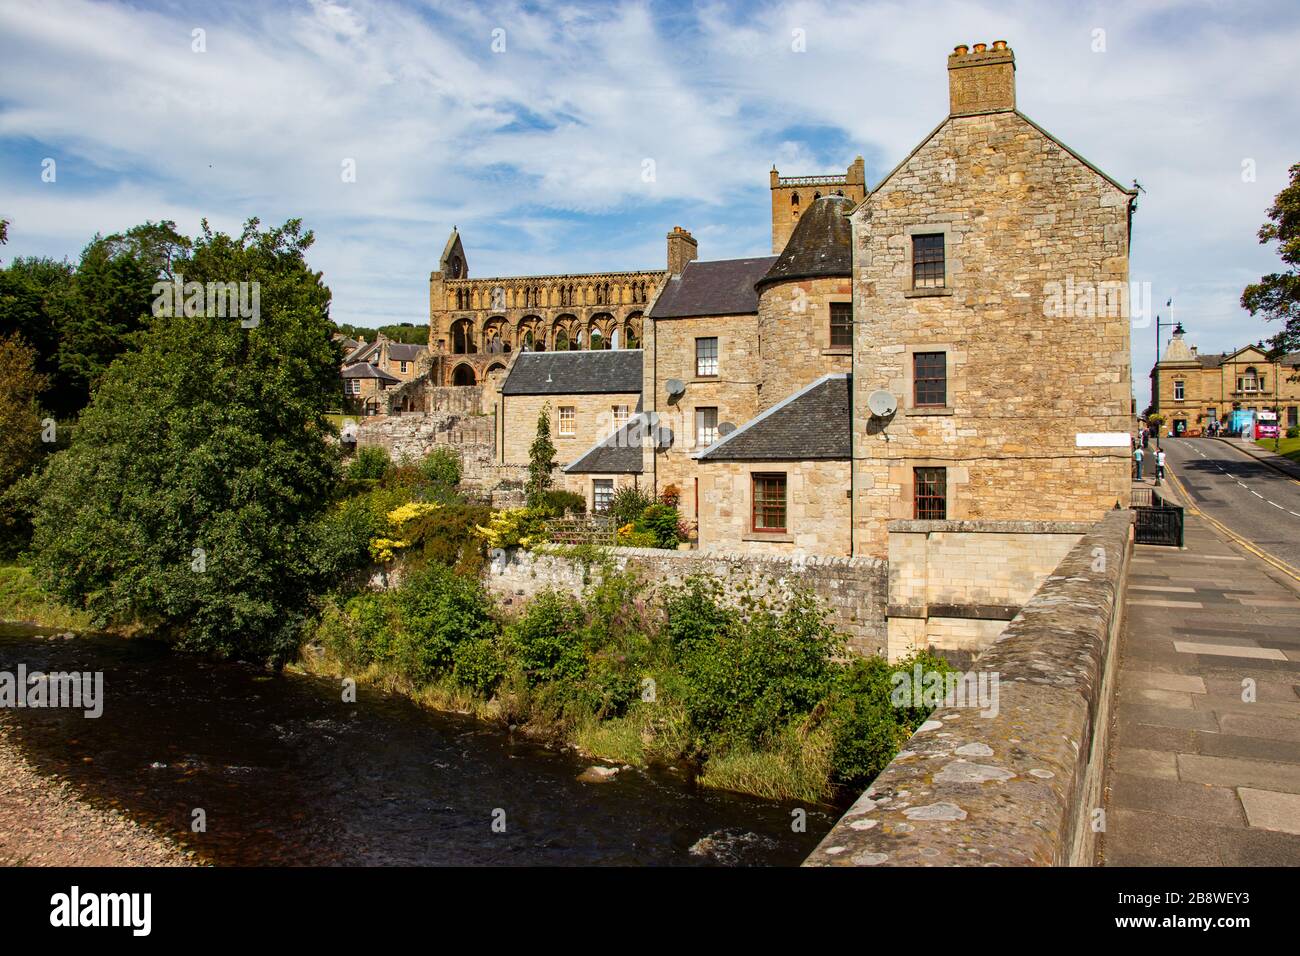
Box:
1142;428;1149;449
1156;448;1166;481
1134;445;1144;480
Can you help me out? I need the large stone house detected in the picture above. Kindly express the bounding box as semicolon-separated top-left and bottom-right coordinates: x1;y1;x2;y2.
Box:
340;333;430;414
1150;325;1300;435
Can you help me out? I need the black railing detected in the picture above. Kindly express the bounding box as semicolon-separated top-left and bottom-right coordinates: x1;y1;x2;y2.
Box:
1131;488;1184;547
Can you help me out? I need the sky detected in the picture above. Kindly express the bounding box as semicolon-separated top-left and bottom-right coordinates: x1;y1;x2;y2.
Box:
1;0;1297;406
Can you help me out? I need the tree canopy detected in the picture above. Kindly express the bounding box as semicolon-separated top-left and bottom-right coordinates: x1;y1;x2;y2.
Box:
1242;161;1300;356
30;218;339;666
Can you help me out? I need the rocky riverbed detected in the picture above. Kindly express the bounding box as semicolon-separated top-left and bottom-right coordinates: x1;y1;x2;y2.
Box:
0;719;197;867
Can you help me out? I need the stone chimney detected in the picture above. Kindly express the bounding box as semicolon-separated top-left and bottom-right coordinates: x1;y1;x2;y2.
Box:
948;40;1015;117
667;226;698;275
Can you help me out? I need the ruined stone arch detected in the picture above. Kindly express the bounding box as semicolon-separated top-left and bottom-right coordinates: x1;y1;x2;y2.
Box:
451;363;477;386
624;311;643;349
451;318;476;354
517;315;541;352
484;316;510;354
589;312;615;350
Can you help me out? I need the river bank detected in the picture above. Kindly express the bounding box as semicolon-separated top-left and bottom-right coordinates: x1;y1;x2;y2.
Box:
0;719;197;867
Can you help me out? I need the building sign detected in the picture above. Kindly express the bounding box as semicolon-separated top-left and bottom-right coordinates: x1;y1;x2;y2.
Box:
1075;432;1132;447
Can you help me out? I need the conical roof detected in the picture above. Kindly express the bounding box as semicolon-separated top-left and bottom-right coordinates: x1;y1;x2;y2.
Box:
757;194;853;289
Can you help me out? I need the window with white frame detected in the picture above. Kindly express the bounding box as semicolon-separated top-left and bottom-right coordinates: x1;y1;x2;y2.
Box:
696;337;718;377
612;405;630;431
1174;380;1185;401
346;379;360;395
695;407;718;448
593;479;614;513
558;406;576;436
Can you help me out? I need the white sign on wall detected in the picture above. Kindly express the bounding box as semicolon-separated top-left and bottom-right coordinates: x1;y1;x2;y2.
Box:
1075;432;1132;448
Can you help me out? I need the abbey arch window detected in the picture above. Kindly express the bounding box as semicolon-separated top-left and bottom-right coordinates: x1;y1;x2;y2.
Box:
452;363;476;386
484;318;509;354
791;192;800;208
625;312;643;349
451;319;476;354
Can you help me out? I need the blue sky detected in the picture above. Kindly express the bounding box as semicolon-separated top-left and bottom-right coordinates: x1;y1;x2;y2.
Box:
1;0;1297;406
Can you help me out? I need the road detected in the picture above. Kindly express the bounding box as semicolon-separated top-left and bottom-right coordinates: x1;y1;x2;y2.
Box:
1158;437;1300;576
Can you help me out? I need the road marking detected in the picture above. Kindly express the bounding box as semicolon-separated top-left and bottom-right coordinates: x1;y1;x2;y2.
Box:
1130;599;1204;608
1165;468;1300;585
1271;501;1285;509
1173;641;1287;661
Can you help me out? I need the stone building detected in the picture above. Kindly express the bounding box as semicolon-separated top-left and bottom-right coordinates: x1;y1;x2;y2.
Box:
496;349;645;509
849;40;1136;557
1149;324;1300;434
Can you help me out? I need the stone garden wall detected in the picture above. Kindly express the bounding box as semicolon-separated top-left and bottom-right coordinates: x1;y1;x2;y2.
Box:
485;545;889;657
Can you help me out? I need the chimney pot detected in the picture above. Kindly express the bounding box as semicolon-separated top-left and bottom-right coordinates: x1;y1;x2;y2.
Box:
953;44;968;55
992;39;1007;50
973;42;987;52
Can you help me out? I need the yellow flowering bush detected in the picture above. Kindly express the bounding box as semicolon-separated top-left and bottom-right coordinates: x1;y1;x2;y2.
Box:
473;508;547;551
369;501;442;562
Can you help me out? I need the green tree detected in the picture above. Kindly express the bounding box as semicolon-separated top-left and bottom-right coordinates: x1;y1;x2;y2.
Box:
0;256;73;412
526;404;557;507
0;333;47;489
1243;162;1300;356
30;218;338;666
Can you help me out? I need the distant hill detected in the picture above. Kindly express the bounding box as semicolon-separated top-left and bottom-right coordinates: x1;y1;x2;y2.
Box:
333;321;427;345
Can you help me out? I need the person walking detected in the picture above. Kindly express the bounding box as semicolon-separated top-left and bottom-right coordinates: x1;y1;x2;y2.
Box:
1156;448;1166;481
1134;444;1145;481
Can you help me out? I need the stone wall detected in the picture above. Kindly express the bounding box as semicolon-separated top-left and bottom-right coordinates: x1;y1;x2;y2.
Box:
356;411;494;463
485;544;889;657
499;391;641;468
756;277;852;411
805;508;1133;866
885;519;1092;663
849;101;1134;558
644;312;762;520
697;458;852;557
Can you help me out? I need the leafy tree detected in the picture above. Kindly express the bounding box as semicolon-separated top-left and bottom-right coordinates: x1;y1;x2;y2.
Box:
1243;161;1300;356
526;404;557;507
0;333;47;488
30;218;339;666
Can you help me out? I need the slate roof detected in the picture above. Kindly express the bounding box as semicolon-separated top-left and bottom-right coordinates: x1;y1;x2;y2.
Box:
756;195;853;289
387;342;426;361
695;374;850;461
500;349;643;396
1194;349;1300;368
341;362;400;383
344;341;379;365
649;256;777;319
564;413;647;474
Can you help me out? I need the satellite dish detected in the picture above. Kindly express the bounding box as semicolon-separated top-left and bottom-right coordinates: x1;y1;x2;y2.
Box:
867;389;898;418
665;378;686;398
718;422;736;436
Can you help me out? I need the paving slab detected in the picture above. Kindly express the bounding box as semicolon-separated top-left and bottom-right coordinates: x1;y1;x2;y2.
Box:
1101;510;1300;866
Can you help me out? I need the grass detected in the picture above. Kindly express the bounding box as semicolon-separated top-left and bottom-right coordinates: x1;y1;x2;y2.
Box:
0;561;93;630
1257;436;1300;465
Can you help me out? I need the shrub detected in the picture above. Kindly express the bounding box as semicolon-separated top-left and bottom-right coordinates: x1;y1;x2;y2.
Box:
678;588;840;751
347;446;390;481
659;484;681;507
574;652;640;719
343;591;395;664
506;591;587;685
826;650;955;788
663;576;734;660
453;637;505;696
389;564;498;683
608;486;653;527
1288;425;1299;439
407;502;491;574
641;503;682;549
418;447;462;488
474;507;549;550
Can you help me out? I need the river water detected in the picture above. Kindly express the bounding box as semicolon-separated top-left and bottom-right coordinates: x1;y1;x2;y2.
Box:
0;625;838;865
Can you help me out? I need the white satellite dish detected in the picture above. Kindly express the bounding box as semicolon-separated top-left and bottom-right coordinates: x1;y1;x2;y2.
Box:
665;378;686;397
718;422;736;436
867;389;898;418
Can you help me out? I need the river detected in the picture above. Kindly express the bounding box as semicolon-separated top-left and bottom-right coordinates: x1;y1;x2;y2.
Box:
0;624;837;866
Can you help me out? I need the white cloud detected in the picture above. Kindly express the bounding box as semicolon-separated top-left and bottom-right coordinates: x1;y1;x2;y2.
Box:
0;0;1296;404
